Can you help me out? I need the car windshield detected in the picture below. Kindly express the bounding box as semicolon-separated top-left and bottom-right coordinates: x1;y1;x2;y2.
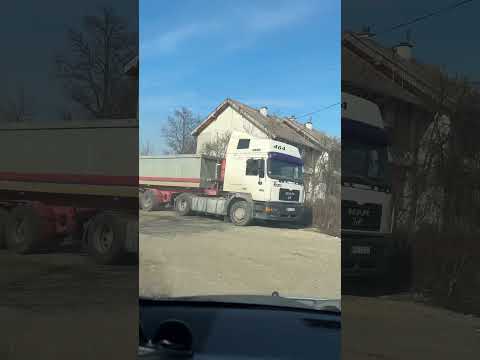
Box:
342;142;389;184
267;153;304;183
139;2;340;313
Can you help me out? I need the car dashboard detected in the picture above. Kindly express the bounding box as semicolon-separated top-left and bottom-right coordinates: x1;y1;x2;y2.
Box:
138;295;341;359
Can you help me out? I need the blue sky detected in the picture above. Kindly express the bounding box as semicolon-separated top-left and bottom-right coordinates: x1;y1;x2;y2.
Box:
140;0;340;153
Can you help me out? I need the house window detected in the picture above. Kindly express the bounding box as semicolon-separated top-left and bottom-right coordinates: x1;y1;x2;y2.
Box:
237;139;250;149
246;159;259;176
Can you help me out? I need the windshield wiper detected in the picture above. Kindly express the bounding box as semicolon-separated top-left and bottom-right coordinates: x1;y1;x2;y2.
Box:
140;294;340;313
271;175;303;184
272;291;341;313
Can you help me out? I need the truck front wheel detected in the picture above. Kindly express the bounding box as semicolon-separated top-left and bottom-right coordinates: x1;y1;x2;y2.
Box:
229;200;253;226
87;213;126;265
175;194;192;216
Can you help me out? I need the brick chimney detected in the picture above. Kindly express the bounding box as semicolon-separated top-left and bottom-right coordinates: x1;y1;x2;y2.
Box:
305;117;313;130
393;41;413;60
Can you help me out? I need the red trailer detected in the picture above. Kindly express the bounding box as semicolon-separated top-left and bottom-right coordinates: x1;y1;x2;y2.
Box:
139;154;225;211
0;119;138;264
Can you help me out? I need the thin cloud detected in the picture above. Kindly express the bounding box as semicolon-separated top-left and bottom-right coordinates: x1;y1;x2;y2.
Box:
141;22;219;56
218;1;320;52
245;1;316;33
141;24;199;55
140;0;320;56
141;92;200;114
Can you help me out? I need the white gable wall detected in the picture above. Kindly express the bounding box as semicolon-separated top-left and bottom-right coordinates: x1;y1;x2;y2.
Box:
196;106;268;154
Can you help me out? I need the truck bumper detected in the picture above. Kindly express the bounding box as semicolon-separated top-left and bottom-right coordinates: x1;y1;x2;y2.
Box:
253;201;303;222
342;233;394;278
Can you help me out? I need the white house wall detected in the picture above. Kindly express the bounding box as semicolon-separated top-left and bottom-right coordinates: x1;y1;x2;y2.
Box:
196;106;268;154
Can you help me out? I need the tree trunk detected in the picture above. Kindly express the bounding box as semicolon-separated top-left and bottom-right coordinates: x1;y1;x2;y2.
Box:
407;106;421;243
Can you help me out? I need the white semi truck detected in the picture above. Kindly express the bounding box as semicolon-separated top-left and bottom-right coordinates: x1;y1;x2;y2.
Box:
341;92;395;276
140;131;305;225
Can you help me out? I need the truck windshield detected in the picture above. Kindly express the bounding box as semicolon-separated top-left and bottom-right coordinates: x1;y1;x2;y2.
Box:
342;142;389;184
267;153;304;183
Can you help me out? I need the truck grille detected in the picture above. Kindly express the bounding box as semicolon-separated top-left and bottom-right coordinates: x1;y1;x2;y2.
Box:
279;189;300;202
342;201;382;231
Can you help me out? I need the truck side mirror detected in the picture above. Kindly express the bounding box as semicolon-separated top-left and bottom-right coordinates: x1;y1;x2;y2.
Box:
258;160;265;178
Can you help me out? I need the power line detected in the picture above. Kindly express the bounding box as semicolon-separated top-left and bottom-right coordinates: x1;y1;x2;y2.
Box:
378;0;475;35
296;102;341;119
298;2;475;121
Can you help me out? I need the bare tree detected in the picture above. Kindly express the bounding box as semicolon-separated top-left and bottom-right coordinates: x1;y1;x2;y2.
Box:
242;121;260;136
1;86;35;122
55;7;137;119
307;139;341;236
391;74;473;233
162;107;201;154
140;140;154;156
200;131;231;158
387;71;480;306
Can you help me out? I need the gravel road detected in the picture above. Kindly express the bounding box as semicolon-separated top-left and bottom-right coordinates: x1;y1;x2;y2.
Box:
139;210;341;299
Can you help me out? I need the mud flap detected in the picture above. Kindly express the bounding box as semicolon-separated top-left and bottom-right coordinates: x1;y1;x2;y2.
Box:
125;217;138;253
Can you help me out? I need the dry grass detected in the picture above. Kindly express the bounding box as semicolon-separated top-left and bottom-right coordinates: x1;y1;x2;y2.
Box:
308;195;340;237
405;225;480;315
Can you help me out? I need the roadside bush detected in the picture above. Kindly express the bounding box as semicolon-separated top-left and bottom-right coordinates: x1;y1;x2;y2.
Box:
310;194;340;237
410;224;480;315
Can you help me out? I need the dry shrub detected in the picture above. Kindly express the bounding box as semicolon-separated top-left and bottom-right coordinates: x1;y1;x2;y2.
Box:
410;224;480;315
309;194;340;237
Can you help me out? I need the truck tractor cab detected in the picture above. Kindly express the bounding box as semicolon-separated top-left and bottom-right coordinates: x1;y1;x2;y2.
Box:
223;132;305;222
341;92;394;277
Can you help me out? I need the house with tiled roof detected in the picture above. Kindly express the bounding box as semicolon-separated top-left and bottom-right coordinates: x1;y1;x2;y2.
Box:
343;30;480;231
124;56;138;77
191;98;338;203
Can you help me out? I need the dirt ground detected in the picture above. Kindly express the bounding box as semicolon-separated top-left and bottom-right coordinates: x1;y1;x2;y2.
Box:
141;211;479;359
0;250;137;360
342;295;480;360
139;210;341;299
2;211;478;359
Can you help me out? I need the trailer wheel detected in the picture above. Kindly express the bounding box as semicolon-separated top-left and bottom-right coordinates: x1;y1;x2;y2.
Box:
175;194;192;216
5;206;44;254
88;213;126;265
229;200;253;226
0;208;10;248
140;190;159;211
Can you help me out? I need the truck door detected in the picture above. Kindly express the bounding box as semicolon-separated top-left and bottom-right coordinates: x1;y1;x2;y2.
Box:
243;158;267;202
